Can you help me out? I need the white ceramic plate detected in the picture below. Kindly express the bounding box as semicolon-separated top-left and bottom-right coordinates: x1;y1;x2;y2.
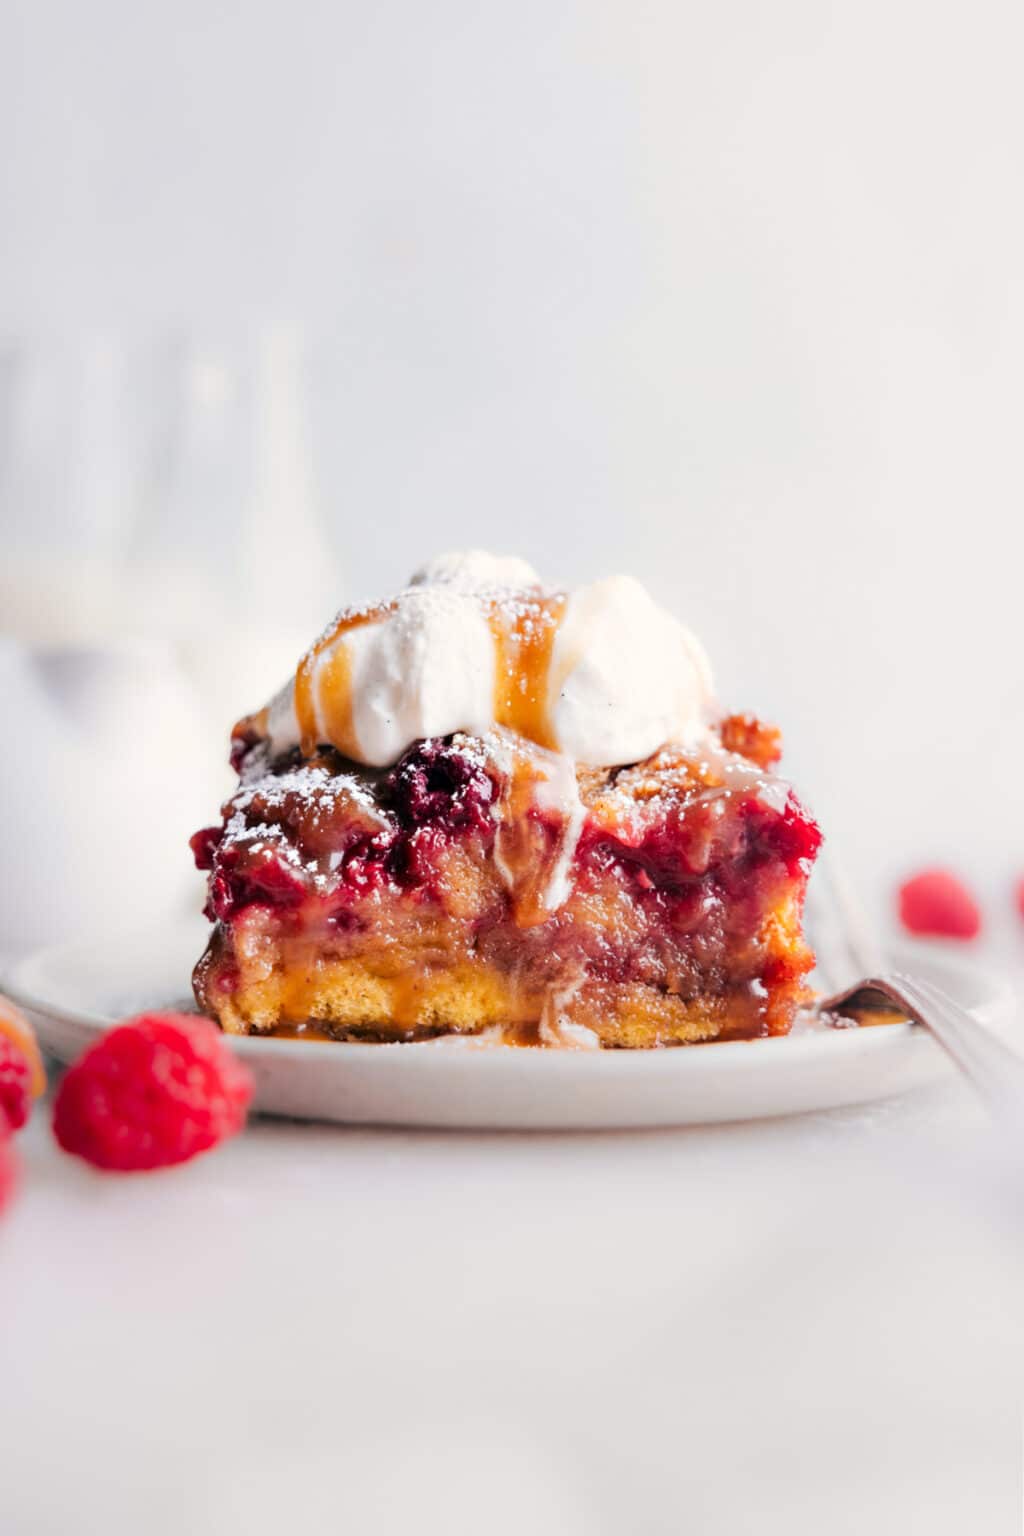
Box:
3;918;1014;1130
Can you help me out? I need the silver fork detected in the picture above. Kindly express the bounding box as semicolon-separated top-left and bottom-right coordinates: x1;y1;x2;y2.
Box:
809;850;1024;1116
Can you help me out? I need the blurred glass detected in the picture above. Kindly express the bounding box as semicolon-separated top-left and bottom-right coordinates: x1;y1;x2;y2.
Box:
124;326;340;724
0;326;341;955
0;333;129;643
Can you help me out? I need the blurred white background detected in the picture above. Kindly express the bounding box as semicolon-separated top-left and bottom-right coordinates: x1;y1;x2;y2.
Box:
1;0;1021;936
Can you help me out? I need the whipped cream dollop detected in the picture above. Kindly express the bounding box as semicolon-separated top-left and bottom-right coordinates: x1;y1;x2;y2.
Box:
256;551;714;769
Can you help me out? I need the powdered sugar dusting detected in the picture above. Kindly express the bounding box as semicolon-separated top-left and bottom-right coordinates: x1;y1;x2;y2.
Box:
238;553;714;770
218;761;388;897
231;763;379;820
587;729;795;833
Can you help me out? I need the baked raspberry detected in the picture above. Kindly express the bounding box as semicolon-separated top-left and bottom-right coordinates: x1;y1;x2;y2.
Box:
899;869;981;940
207;846;307;922
387;739;496;835
52;1013;254;1172
190;825;223;871
0;1035;32;1132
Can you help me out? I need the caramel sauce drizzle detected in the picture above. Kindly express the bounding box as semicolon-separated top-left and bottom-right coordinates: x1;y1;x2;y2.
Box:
285;588;577;931
283;589;568;761
388;969;437;1029
486;592;573;927
487;591;566;749
293;600;396;758
494;761;556;928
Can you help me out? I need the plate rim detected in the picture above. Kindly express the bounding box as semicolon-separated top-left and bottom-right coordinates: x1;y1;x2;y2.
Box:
5;926;1017;1127
3;926;1015;1075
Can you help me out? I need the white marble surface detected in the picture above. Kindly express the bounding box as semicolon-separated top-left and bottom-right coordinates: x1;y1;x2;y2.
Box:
2;943;1022;1535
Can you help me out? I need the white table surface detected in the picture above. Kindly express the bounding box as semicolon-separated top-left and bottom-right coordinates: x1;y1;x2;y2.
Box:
2;939;1022;1536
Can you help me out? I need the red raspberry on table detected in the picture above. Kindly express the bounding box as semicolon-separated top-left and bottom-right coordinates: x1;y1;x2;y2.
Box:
0;1035;32;1132
0;1131;17;1214
898;868;981;940
52;1013;254;1172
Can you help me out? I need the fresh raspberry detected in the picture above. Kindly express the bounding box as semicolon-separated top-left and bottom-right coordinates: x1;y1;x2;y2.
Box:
0;996;46;1100
52;1013;254;1172
898;869;981;940
1016;877;1024;922
0;1035;32;1132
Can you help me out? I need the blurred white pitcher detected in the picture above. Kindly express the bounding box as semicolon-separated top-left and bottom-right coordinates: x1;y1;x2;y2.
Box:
0;327;339;957
0;637;213;957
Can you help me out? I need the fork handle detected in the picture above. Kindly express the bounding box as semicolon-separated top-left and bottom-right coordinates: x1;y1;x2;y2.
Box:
822;971;1024;1116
